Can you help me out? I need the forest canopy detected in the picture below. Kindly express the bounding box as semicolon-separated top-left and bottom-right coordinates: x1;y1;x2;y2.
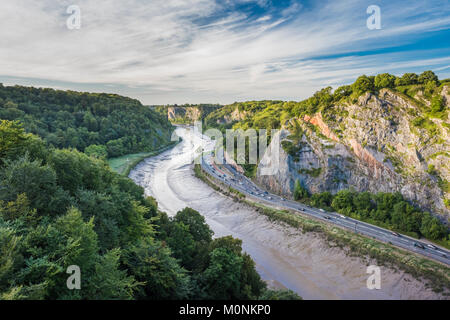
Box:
0;84;175;158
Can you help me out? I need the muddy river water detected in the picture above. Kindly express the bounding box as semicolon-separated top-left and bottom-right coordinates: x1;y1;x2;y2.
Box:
129;126;441;300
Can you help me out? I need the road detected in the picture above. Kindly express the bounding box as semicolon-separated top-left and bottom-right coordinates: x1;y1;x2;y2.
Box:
200;153;450;266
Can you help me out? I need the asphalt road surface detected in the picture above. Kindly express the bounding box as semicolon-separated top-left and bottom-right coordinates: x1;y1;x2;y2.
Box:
201;153;450;266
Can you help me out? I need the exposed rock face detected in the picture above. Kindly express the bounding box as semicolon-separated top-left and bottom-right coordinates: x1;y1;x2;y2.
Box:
167;106;202;122
215;108;250;124
257;88;450;220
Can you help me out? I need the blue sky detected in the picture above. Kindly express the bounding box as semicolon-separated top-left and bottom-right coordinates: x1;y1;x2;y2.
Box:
0;0;449;104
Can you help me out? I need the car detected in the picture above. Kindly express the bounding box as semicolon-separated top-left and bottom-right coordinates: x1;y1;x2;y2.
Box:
414;242;425;249
319;209;325;213
442;254;448;259
391;232;400;237
427;244;438;250
339;215;346;219
267;197;272;200
324;216;331;220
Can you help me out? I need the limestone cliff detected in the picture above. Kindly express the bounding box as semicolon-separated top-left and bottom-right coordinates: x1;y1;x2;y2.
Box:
154;105;221;123
256;87;450;221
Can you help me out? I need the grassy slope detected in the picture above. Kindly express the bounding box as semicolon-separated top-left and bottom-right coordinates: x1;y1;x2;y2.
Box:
108;141;178;176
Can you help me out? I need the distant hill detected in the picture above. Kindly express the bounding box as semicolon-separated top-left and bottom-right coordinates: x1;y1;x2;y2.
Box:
0;84;175;158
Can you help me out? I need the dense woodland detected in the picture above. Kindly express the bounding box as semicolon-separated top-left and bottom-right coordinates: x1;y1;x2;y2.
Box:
293;182;449;246
0;85;175;158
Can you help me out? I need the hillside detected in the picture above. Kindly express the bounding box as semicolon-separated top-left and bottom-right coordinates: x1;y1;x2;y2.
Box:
0;85;175;158
205;71;450;246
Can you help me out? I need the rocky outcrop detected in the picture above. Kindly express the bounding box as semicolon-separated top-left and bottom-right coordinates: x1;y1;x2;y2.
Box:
167;106;201;122
162;105;222;123
256;89;450;220
215;107;250;125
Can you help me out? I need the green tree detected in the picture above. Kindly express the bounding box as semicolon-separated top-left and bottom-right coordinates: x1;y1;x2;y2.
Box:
86;249;138;300
374;73;396;89
84;144;108;160
352;75;375;95
173;208;214;243
122;238;191;300
166;221;197;270
418;71;439;84
293;180;309;201
331;190;354;212
420;214;447;240
395;73;418;86
201;247;243;300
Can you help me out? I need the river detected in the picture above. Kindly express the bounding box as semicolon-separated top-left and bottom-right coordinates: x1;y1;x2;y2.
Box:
129;126;441;300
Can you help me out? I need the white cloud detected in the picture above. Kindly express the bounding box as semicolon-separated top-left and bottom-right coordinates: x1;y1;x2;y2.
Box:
0;0;449;104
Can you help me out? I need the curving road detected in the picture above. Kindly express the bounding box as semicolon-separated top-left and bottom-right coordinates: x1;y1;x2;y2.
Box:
200;153;450;266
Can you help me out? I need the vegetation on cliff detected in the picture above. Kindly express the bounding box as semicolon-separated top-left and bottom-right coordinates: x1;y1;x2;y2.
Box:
203;71;449;246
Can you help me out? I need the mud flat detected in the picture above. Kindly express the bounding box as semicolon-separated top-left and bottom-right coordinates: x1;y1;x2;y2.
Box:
129;127;445;300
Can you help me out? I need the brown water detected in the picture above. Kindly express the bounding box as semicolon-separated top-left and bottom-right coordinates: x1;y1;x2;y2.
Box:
129;127;442;300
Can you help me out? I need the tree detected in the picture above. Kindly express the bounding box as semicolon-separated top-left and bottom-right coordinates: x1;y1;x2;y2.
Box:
418;71;439;84
352;75;375;95
420;214;447;240
86;249;138;300
0;120;29;160
374;73;396;89
166;222;197;270
0;156;62;215
84;144;107;160
173;208;213;243
239;253;266;299
311;192;333;209
331;190;354;212
201;247;243;300
333;85;353;101
0;223;23;291
122;238;191;300
352;192;372;218
53;208;99;274
293;180;309;201
395;73;418;86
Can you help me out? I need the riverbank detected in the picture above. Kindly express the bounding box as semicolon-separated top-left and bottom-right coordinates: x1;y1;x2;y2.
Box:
194;164;450;296
128;126;448;299
108;141;179;176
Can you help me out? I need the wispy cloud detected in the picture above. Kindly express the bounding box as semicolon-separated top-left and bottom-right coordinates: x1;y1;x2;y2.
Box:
0;0;449;104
